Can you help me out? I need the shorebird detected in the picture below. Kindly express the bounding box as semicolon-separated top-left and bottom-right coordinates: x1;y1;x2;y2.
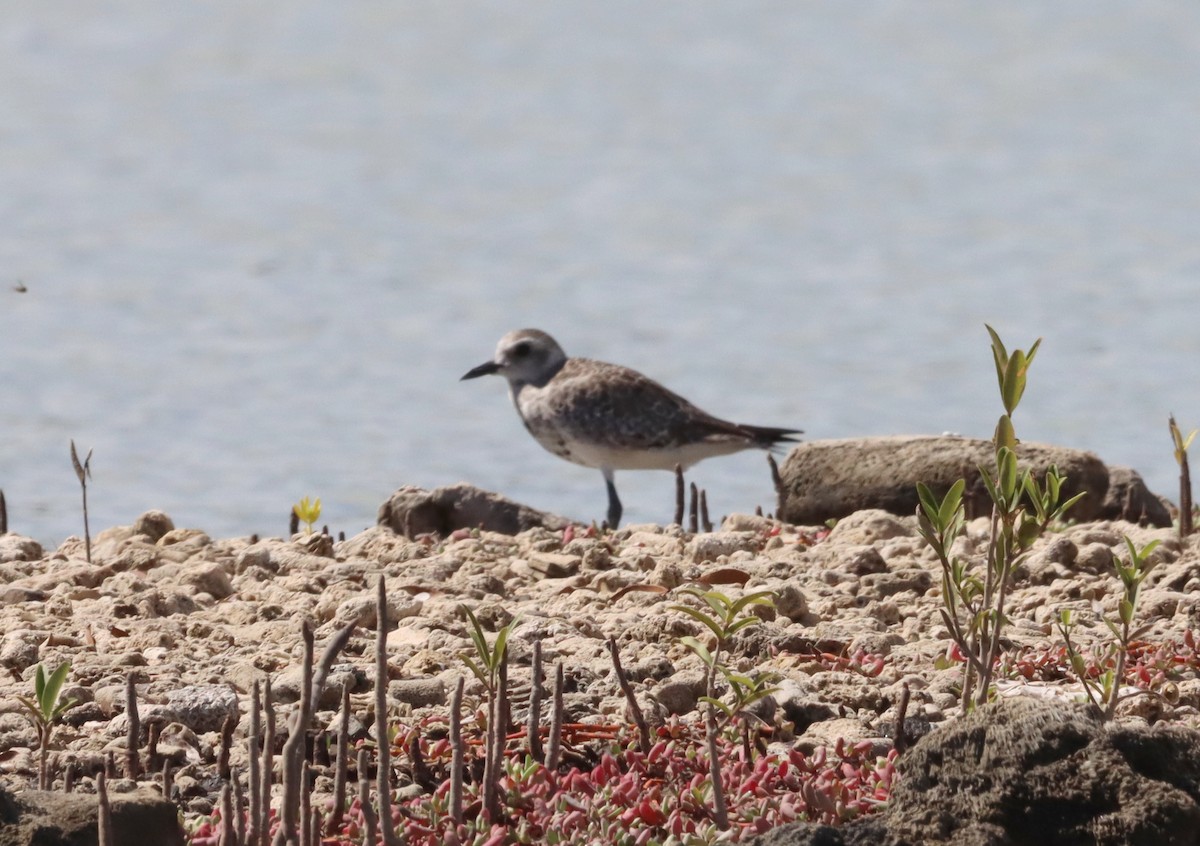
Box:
461;329;800;528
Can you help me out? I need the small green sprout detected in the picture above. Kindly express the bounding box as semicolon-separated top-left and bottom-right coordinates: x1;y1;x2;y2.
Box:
293;496;322;534
1169;415;1196;537
70;440;94;562
18;661;76;789
673;587;777;831
1058;538;1161;719
459;605;516;696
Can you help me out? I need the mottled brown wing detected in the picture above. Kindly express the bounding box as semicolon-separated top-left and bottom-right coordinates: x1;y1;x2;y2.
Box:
551;359;755;450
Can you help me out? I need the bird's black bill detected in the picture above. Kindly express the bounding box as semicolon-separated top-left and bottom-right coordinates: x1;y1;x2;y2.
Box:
461;361;501;380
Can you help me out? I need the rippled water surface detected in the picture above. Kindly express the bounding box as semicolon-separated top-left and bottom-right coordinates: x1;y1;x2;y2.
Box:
2;3;1199;544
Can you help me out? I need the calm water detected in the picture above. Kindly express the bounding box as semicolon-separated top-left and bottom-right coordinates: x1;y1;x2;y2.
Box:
2;3;1199;546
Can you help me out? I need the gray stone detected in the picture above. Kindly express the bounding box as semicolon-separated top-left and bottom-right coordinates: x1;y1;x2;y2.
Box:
1016;536;1077;584
377;483;572;538
772;678;837;731
332;592;423;628
273;665;369;709
778;436;1116;526
335;526;426;564
1099;465;1173;526
826;510;914;546
837;545;889;576
163;684;239;734
233;545;274;573
0;634;40;672
0;785;184;846
526;552;580;578
388;678;447;708
774;584;809;622
0;588;44;604
132;510;176;543
652;673;707;716
179;563;234;599
1074;542;1116;574
0;536;44;564
686;532;759;563
860;569;933;597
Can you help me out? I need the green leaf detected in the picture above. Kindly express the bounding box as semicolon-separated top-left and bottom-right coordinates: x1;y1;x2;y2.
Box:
1016;516;1041;550
699;696;734;717
461;606;489;662
1126;536;1161;567
916;482;939;522
939;479;966;528
679;636;714;666
986;324;1008;392
729;591;775;615
725;616;762;636
1069;654;1087;677
459;655;488;687
997;447;1019;505
722;671;751;691
1025;337;1042;367
673;605;726;642
700;591;729;618
16;695;41;718
1000;350;1025;415
1045;466;1063;501
994;414;1017;453
1119;598;1134;626
492;623;511;667
1055;492;1087;520
979;463;1001;505
41;662;70;717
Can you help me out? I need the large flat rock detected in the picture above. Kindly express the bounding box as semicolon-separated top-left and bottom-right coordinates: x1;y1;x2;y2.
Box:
777;436;1170;527
377;483;572;537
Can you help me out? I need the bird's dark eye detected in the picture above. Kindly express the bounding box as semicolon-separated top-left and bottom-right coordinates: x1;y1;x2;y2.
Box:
512;342;531;358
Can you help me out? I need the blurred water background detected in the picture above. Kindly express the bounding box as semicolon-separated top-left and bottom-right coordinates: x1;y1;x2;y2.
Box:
2;3;1199;546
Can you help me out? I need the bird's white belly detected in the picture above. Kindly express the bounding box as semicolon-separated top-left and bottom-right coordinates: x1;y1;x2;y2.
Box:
528;427;750;472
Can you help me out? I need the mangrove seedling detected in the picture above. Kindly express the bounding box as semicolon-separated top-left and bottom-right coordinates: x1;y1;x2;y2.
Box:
293;496;322;535
1057;537;1162;719
458;605;518;821
70;440;93;563
18;661;76;789
674;587;776;830
459;605;516;697
1170;415;1196;538
917;326;1083;709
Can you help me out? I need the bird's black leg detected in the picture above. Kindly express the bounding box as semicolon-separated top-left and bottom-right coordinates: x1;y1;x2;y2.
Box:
603;471;622;529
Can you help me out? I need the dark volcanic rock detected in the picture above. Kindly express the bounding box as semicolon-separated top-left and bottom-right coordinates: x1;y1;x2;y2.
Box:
1099;465;1173;527
0;786;184;846
377;483;572;537
750;696;1200;846
777;436;1168;527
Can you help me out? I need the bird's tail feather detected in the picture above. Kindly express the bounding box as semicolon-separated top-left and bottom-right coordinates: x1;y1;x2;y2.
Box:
738;424;803;451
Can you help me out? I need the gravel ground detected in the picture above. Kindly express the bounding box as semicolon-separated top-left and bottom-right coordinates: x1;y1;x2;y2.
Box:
0;506;1196;817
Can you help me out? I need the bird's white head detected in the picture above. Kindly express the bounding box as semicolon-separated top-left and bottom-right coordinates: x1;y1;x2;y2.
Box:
460;328;568;388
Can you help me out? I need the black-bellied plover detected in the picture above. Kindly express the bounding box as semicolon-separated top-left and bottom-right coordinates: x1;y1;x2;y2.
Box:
461;328;800;528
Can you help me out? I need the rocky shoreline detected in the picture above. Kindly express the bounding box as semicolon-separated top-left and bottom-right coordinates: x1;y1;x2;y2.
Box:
0;438;1198;843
